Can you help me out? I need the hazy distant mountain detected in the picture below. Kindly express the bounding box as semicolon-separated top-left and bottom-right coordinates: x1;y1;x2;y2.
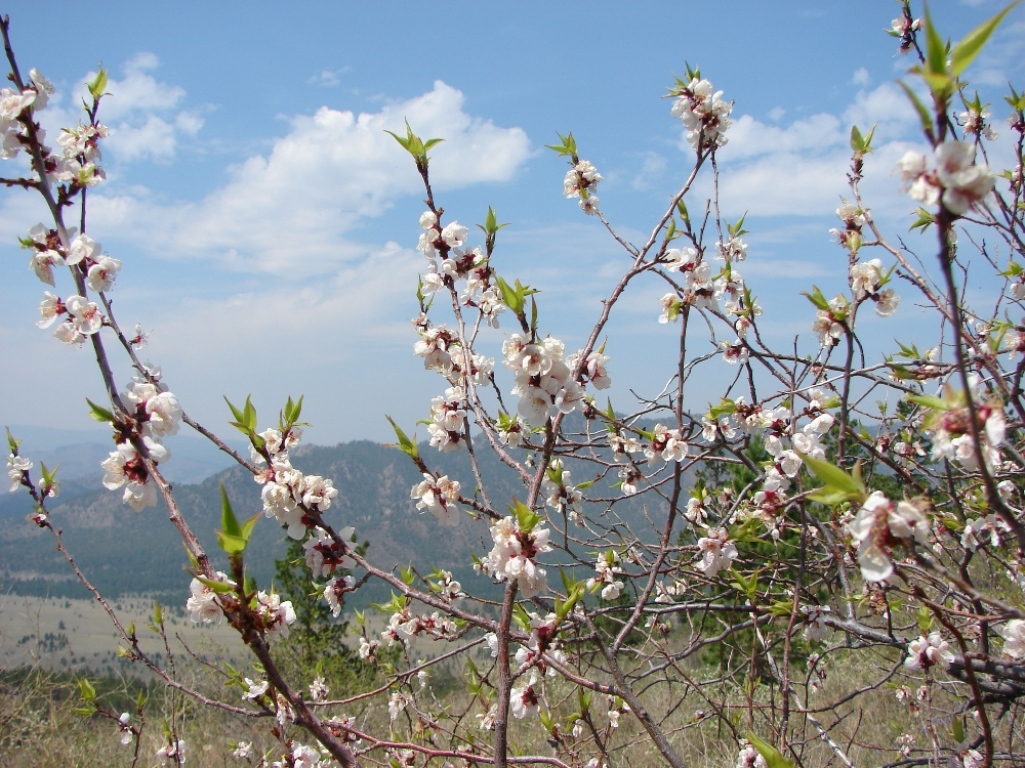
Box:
4;423;244;486
1;420;688;607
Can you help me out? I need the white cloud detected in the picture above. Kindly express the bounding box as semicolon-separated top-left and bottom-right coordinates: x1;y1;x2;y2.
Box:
718;113;846;162
88;81;531;276
851;67;871;87
841;82;918;141
75;53;204;163
628;150;668;190
308;67;351;87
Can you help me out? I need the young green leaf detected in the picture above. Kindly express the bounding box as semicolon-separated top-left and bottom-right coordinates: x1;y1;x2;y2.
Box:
747;733;795;768
950;0;1022;77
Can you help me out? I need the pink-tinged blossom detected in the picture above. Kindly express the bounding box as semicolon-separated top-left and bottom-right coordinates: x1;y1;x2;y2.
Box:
66;233;100;266
720;339;748;365
53;320;85;345
996;620;1025;659
905;631;955;671
587;551;624;601
7;454;31;492
696;528;738;578
846;491;929;582
64;295;103;335
898;141;995;216
810;294;848;347
801;605;832;642
929;400;1005;472
86;255;122;292
303;526;355;577
510;672;541;719
671;77;733;152
736;740;768;768
290;743;324;768
663;247;699;273
645;424;689;463
254;590;296;638
411;473;461;526
300;474;338;512
717;235;747;262
36;292;61;328
155;739;186;766
440;221;468;248
483;516;551;597
323;575;356;617
29;248;65;286
185;574;230;624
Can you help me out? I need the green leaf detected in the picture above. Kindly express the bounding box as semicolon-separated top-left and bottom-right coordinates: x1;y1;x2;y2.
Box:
850;124;876;154
87;67;108;100
495;275;524;315
747;734;794;768
801;286;831;312
216;485;252;555
922;2;948;77
152;601;163;626
511;499;541;533
85;399;115;424
385;415;420;462
917;604;933;632
953;714;966;743
6;427;20;455
77;677;96;701
897;81;936;140
950;0;1022;77
802;455;867;504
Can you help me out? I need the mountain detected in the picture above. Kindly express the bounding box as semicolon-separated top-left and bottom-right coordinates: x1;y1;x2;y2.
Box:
1;421;689;607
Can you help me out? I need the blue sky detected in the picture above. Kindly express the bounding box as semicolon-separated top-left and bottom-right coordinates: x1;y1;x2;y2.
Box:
1;1;1023;448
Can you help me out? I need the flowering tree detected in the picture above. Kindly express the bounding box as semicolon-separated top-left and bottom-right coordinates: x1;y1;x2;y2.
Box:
5;2;1025;767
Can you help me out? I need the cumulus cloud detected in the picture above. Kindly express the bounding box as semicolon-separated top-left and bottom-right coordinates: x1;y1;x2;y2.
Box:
83;53;204;162
88;80;531;276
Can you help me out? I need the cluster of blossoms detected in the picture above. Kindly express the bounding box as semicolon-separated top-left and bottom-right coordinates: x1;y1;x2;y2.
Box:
563;159;602;214
898;140;995;216
480;515;552;597
905;631;955;671
890;13;922;53
657;245;759;359
670;76;733;152
381;606;458;646
587;550;625;600
3;68;108;187
542;459;584;520
849;258;899;316
695;527;738;578
927;386;1006;473
810;293;850;348
411;472;461;526
830;201;866;252
417;211;505;326
0;69;51;158
155;738;186;767
26;228;122;344
98;372;181;511
428;385;467;452
846;491;930;582
503;333;609;427
252;427;340;539
960;104;998;141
